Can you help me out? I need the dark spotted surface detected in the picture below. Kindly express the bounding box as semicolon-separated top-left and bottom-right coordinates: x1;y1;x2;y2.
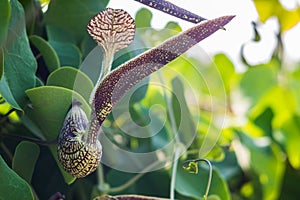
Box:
134;0;206;23
58;102;102;178
92;16;235;128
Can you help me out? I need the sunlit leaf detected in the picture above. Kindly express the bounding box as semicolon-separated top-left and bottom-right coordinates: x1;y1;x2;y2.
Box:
213;53;235;93
239;65;277;111
253;0;300;32
171;77;196;146
236;130;285;199
135;8;152;28
280;116;300;169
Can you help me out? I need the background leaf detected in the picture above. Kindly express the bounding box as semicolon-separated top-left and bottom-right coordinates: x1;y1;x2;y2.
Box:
46;66;94;102
29;35;60;72
175;162;230;200
12;141;40;183
253;0;300;32
49;41;82;67
44;0;109;44
0;155;34;200
0;0;10;49
0;0;37;110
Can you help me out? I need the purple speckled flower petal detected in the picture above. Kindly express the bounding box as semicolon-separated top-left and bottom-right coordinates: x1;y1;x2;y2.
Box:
134;0;206;23
91;15;235;129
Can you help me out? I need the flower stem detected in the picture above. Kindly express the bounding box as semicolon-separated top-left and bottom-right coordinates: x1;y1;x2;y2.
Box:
157;72;181;200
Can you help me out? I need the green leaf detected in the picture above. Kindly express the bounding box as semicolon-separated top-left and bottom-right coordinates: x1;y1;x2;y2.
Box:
171;77;196;145
0;155;34;200
25;86;90;140
44;0;109;44
49;41;82;67
239;65;277;110
0;0;10;48
0;0;37;110
176;162;230;200
0;49;4;80
0;76;22;110
213;54;235;93
19;0;36;35
236;130;285;199
135;8;152;28
253;0;300;32
280;116;300;169
12;141;40;183
46;66;94;102
21;113;46;140
29;35;60;72
279;163;300;199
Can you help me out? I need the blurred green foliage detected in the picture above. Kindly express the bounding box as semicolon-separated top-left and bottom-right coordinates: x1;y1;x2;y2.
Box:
0;0;299;199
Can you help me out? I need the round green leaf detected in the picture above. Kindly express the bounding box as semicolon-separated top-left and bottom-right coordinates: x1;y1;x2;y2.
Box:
29;35;60;72
12;141;40;183
0;155;34;200
46;66;94;102
49;41;82;67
